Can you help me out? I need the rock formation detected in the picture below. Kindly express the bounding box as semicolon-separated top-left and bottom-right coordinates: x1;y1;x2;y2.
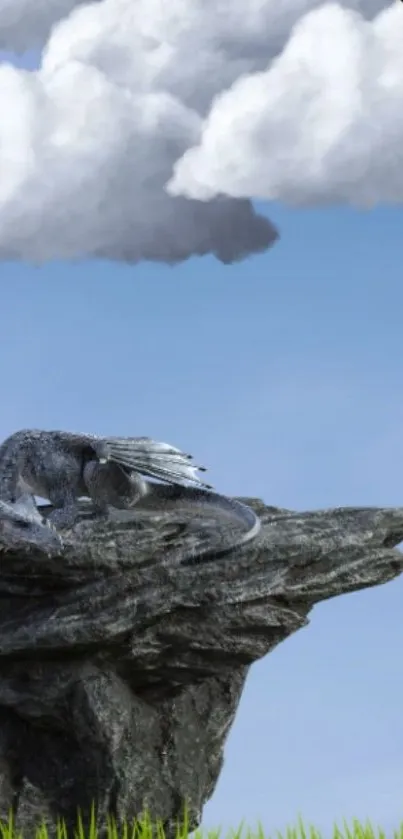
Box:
0;496;403;837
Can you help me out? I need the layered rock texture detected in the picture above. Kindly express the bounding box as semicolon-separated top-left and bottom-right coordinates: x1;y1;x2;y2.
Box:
0;497;402;836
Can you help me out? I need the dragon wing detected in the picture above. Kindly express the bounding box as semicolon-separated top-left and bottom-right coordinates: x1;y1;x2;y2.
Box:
98;436;213;490
50;431;212;490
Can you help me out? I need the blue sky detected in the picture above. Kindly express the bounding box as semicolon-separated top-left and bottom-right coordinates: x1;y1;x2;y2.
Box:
2;201;403;834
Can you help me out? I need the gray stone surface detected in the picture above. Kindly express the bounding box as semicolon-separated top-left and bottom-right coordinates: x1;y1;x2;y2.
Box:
0;496;403;836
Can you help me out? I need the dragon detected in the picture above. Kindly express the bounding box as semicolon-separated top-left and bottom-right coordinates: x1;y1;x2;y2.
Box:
0;429;261;559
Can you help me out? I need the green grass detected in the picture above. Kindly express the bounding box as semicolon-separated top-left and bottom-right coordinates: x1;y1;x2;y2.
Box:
0;812;400;839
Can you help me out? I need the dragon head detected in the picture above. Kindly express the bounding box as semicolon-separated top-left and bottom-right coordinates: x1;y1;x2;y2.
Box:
0;499;63;555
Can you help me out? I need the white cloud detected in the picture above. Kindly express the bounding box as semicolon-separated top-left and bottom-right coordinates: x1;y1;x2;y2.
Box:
168;2;403;206
0;0;395;263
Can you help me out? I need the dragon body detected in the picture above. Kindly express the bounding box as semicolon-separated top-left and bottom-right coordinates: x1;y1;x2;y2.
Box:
0;429;261;559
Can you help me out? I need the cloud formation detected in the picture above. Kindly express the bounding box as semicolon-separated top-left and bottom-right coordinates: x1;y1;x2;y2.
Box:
168;2;403;207
0;0;396;264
